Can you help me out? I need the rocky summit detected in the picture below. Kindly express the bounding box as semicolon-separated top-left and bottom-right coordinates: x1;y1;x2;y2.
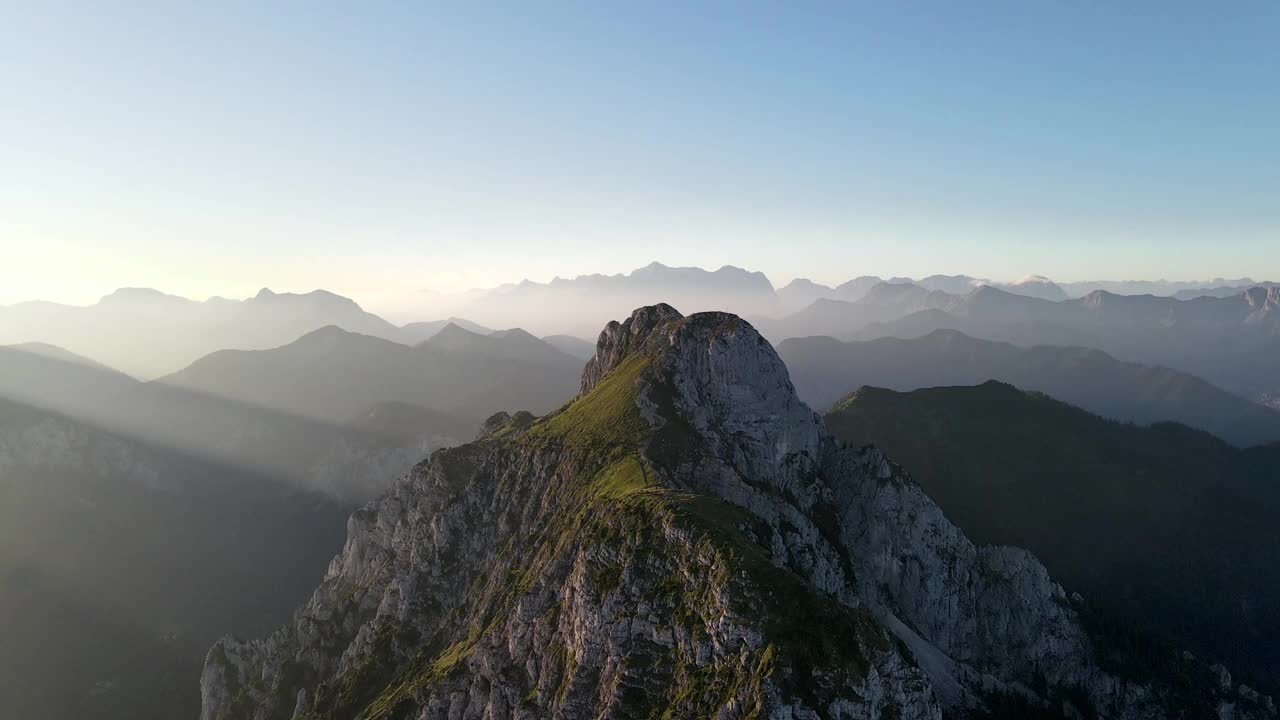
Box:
200;305;1276;720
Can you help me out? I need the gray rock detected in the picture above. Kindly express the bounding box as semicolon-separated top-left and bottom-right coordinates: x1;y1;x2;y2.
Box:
201;305;1276;720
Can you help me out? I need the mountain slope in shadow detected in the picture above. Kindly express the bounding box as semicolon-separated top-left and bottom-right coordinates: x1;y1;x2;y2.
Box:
0;396;350;720
825;382;1280;691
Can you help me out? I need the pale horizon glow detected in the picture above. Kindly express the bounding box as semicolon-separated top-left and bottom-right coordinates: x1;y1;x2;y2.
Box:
2;3;1277;314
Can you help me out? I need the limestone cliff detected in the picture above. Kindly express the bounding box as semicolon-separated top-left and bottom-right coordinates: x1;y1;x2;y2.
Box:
201;305;1274;720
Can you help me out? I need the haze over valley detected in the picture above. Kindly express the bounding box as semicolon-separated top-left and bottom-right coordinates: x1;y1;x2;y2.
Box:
5;3;1279;719
4;260;1280;717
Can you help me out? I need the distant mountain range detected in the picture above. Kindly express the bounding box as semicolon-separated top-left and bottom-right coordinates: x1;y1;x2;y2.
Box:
434;261;782;336
0;287;401;379
1061;277;1264;298
158;323;581;426
1171;281;1280;300
825;381;1280;692
0;324;583;500
766;281;1280;341
398;316;494;345
761;282;1280;402
2;266;1270;376
0;287;503;379
773;274;1269;311
0;343;456;501
5;269;1275;427
780;329;1280;446
772;273;1277;330
394;262;1275;335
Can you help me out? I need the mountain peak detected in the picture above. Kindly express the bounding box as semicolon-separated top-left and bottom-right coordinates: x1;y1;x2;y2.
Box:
294;323;351;341
862;281;927;303
286;324;395;355
247;287;363;311
837;275;883;288
1078;288;1122;307
999;275;1068;301
99;287;192;305
422;322;485;349
580;303;684;394
581;303;822;480
1012;274;1055;285
967;283;1023;300
781;277;830;291
488;327;541;343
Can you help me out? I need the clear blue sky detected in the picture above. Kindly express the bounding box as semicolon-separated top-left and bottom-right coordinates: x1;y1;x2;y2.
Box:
2;2;1277;311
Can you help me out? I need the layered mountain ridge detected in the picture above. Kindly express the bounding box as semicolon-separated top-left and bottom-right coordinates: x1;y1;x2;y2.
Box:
158;323;581;427
778;329;1280;447
201;305;1274;719
0;288;503;379
0;341;470;501
5;268;1277;380
760;282;1280;402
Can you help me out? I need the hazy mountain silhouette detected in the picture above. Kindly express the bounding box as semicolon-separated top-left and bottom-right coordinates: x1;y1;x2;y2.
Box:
1059;278;1261;298
754;281;959;339
540;333;596;359
826;382;1280;691
0;343;468;500
776;278;837;312
398;316;494;345
763;283;1280;402
913;274;985;295
831;274;886;301
1000;274;1068;301
775;274;1061;307
1170;281;1280;300
159;324;580;426
6;270;1272;378
0;343;141;420
430;325;578;368
780;329;1280;446
0;287;493;379
441;262;781;335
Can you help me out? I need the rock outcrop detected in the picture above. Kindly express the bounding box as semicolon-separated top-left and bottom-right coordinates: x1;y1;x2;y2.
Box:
201;306;1276;720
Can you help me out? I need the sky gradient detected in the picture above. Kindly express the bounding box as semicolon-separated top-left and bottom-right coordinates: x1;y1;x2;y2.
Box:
2;2;1277;313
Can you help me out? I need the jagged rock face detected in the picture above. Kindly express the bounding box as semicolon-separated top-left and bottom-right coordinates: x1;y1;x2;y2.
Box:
579;302;683;395
1243;287;1280;325
202;306;1276;720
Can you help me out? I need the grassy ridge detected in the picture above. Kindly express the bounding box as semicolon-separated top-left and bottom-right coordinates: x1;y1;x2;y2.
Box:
294;348;895;719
